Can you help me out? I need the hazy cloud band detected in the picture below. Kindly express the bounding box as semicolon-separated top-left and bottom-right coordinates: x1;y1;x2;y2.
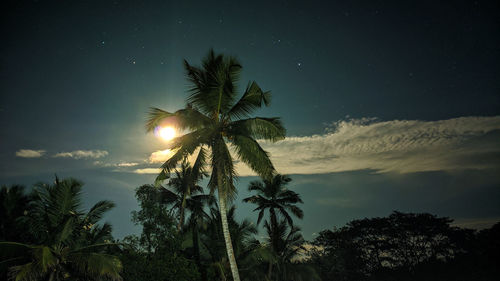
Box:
235;116;500;175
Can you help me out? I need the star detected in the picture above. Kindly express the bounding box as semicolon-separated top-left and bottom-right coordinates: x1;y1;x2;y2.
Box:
297;62;302;67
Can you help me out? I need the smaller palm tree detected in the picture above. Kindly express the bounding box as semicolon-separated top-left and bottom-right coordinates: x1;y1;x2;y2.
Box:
0;177;122;281
243;174;303;229
263;220;320;281
243;174;304;279
160;152;207;231
184;193;215;281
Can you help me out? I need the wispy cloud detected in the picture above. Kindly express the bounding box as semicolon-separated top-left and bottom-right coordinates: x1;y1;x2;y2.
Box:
117;162;139;167
133;168;162;174
93;161;139;167
234;116;500;175
15;149;46;158
53;150;108;159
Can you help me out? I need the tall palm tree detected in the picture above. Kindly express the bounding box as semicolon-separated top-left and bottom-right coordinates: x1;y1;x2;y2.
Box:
146;49;286;280
0;177;122;281
160;155;207;231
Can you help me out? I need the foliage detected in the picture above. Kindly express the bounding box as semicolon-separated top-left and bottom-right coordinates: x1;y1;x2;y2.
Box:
0;177;121;281
310;211;498;281
130;184;180;254
0;185;31;242
122;183;200;281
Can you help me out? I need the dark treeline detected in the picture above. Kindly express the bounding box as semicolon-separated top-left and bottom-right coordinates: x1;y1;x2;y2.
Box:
1;175;499;281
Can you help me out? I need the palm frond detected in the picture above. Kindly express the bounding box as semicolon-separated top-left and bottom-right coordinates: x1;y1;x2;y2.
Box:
155;129;210;185
84;200;115;225
69;252;122;281
231;135;275;180
146;107;213;132
227;81;271;119
229;117;286;142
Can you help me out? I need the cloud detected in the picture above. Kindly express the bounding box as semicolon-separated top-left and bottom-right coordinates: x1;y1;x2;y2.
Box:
133;168;162;174
234;116;500;175
117;162;139;167
53;150;108;159
149;149;175;163
93;161;140;167
15;149;46;158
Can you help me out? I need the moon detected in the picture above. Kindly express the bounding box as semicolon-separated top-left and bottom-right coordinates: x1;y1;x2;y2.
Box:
158;126;176;141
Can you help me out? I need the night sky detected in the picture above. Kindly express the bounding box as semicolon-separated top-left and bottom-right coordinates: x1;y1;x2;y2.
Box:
1;0;499;239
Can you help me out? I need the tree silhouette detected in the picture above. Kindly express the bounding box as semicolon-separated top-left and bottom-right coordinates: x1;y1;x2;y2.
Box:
146;49;286;280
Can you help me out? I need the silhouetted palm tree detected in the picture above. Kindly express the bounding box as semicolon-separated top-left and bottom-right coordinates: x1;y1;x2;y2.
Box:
0;177;122;281
243;174;303;279
146;49;286;280
243;174;303;229
185;192;215;281
264;220;320;281
160;156;207;231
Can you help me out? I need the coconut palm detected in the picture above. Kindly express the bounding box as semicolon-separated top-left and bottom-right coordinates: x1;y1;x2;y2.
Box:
146;49;286;280
264;220;320;281
160;155;207;231
243;174;303;229
0;177;122;281
243;174;303;279
184;192;215;281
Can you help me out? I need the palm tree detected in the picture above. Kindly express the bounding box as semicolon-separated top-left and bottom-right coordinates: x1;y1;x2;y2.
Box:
243;174;303;279
184;192;215;281
263;220;320;281
243;174;303;229
146;49;286;280
160;156;207;231
0;177;122;281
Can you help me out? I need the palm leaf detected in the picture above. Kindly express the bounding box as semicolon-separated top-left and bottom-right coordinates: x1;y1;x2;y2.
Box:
231;135;275;180
229;117;286;142
227;81;271;119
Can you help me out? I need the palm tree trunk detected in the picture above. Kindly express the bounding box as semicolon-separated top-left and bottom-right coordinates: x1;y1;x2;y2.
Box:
268;208;277;280
217;173;240;281
178;198;186;231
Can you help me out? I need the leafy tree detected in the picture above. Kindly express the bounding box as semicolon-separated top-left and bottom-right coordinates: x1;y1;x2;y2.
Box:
0;177;122;281
122;183;199;281
130;184;180;254
146;49;286;280
311;211;479;281
243;174;303;278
